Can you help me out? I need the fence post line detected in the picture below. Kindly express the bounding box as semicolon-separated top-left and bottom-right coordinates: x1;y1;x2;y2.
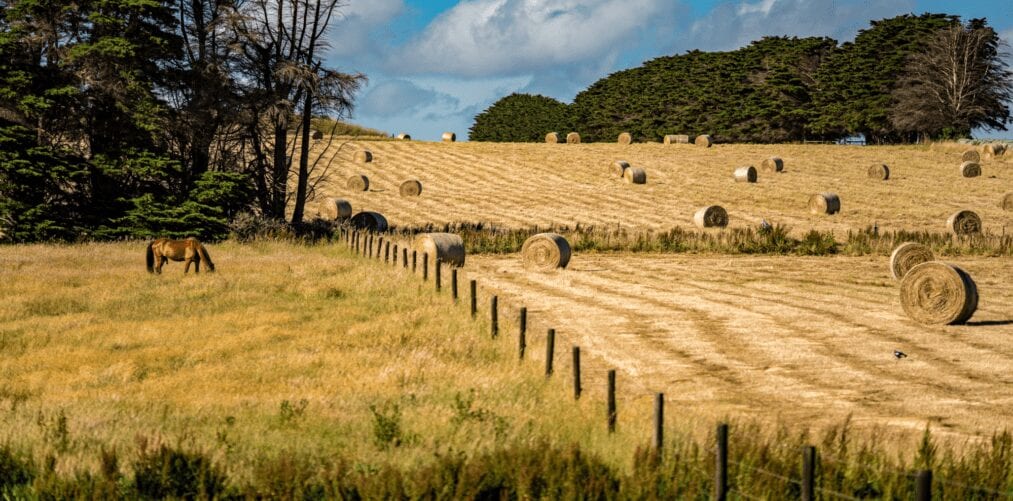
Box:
802;446;815;501
519;307;527;359
435;260;441;291
572;346;581;399
715;423;728;501
451;269;459;302
607;370;617;433
654;393;664;452
469;280;477;318
915;470;932;501
545;329;555;376
491;296;498;338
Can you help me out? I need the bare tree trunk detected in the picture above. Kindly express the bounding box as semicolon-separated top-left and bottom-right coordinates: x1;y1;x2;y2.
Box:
291;92;312;224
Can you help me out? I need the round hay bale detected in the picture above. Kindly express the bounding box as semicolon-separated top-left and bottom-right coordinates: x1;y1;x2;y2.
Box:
889;242;934;280
760;157;784;173
399;179;423;197
396;133;411;140
867;163;890;180
946;210;981;235
413;233;465;267
347;174;369;192
664;134;690;144
983;143;1006;158
618;132;632;144
610;161;630;178
693;205;728;228
566;132;581;144
521;233;571;271
312;130;323;140
354;150;373;163
322;198;352;221
350;211;388;232
695;134;713;147
808;193;840;215
899;262;978;325
442;132;456;142
961;150;980;162
545;132;560;144
623;167;646;184
1001;192;1013;211
960;161;981;178
733;166;757;183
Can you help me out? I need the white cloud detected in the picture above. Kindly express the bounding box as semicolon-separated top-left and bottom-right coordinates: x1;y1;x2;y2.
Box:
327;0;406;61
737;0;776;16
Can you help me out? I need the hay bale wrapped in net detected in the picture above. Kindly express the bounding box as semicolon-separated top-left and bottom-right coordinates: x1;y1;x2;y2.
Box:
396;133;411;140
442;132;456;142
961;150;980;162
521;233;571;271
693;205;728;228
350;211;388;232
664;134;690;144
733;166;757;183
618;132;632;144
1001;192;1013;211
322;198;352;221
946;210;981;235
761;157;784;173
623;167;646;184
413;233;465;267
808;193;840;215
960;161;981;177
900;262;978;325
610;161;630;177
347;174;369;191
695;134;713;147
566;132;581;144
889;242;934;280
354;150;373;163
312;130;323;140
545;132;560;144
867;163;890;180
399;179;423;197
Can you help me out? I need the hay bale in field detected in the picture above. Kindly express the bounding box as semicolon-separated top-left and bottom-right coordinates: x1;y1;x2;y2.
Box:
664;134;690;144
1001;192;1013;211
312;130;323;140
900;262;978;325
889;242;934;280
610;161;630;177
566;132;581;144
693;205;728;228
946;210;982;235
347;174;369;192
350;211;388;232
808;193;840;215
546;132;560;143
399;179;423;197
867;163;890;180
354;150;373;163
442;132;456;142
733;166;757;183
961;150;980;162
982;143;1007;159
413;233;465;267
760;157;784;173
322;198;352;221
960;161;981;177
618;132;632;144
623;167;646;184
695;134;713;147
521;233;571;271
396;133;411;140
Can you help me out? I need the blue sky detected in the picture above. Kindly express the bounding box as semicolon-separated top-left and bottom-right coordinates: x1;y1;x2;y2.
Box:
325;0;1013;141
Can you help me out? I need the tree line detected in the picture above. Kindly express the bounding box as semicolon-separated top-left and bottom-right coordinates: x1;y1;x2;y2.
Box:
470;14;1012;145
0;0;363;243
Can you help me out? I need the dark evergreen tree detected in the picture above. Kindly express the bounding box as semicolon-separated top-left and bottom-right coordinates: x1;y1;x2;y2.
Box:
470;93;572;142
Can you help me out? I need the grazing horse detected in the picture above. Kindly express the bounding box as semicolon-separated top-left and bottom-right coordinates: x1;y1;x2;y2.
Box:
146;237;215;274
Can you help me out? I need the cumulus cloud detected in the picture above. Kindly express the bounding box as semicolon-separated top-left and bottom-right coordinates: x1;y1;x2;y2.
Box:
358;79;458;118
327;0;406;63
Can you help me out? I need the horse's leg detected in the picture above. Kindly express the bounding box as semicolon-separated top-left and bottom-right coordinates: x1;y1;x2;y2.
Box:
184;258;191;273
194;255;200;273
155;255;164;274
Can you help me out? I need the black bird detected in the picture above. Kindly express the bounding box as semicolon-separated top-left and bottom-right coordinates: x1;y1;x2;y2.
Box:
893;350;908;359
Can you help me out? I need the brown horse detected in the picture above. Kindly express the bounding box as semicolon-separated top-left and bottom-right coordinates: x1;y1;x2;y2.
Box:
146;237;215;274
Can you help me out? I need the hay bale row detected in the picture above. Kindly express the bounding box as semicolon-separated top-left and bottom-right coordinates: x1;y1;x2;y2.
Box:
808;193;840;215
961;150;980;162
546;132;560;144
1001;192;1013;211
946;210;981;235
623;167;646;184
413;233;465;267
960;161;981;178
664;134;690;144
693;205;728;228
396;133;411;140
610;161;630;177
617;132;632;144
900;261;978;325
354;150;373;163
889;242;934;280
566;132;581;144
399;180;422;197
442;132;456;142
347;174;369;191
522;233;571;271
733;166;757;183
695;134;713;147
760;157;783;173
867;163;890;180
350;211;388;232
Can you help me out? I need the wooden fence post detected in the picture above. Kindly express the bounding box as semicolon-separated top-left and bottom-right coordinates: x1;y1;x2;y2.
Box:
572;346;581;399
435;261;441;291
451;269;458;302
422;253;428;281
545;329;555;376
519;307;527;359
607;370;616;433
916;470;932;501
469;280;477;318
490;296;498;338
715;423;728;501
367;235;373;258
654;393;664;452
384;241;390;263
403;248;408;269
392;244;398;266
802;446;815;501
411;251;417;273
377;237;383;260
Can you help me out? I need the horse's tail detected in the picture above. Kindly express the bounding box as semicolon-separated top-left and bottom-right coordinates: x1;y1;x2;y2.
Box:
145;241;155;273
197;243;215;272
